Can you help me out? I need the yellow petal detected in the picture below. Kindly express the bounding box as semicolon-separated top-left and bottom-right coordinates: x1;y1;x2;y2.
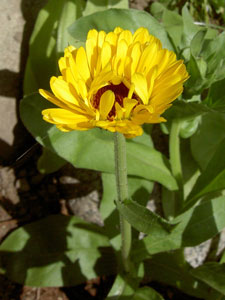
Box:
98;31;106;49
75;47;91;84
131;73;148;105
99;90;115;119
115;102;125;119
137;43;158;74
101;41;112;70
118;30;133;46
39;89;83;114
123;98;138;118
130;42;141;76
50;77;79;105
86;38;98;77
114;27;123;35
146;65;158;99
42;108;90;124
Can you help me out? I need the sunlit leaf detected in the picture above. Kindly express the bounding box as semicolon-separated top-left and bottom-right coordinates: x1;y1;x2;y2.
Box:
68;8;174;50
83;0;128;16
116;199;176;235
37;148;66;174
184;138;225;209
0;215;116;287
191;112;225;170
144;252;209;299
191;263;225;295
133;195;225;260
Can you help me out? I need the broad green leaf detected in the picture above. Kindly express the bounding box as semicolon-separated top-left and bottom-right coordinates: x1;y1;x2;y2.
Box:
23;0;84;95
57;0;85;54
201;31;225;82
132;287;164;300
133;195;225;259
162;8;183;48
185;138;225;209
100;173;153;250
144;252;209;299
150;2;166;20
106;274;136;299
204;78;225;113
68;8;174;50
20;93;177;190
181;5;201;47
0;215;116;287
83;0;128;16
180;139;200;200
100;173;153;220
24;0;64;94
191;112;225;170
163;100;210;121
190;29;207;58
116;198;176;235
191;263;225;295
184;55;206;96
37;148;66;174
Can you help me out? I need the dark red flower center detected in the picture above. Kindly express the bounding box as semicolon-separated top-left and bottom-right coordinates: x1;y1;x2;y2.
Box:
92;82;139;118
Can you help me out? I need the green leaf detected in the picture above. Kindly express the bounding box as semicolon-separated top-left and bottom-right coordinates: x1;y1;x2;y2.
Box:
37;148;66;174
0;215;116;287
20;93;177;190
100;173;153;221
106;274;136;299
150;2;166;21
179;117;200;139
100;173;153;250
57;0;85;54
144;252;209;299
163;100;210;121
184;55;205;96
132;287;164;300
162;8;183;48
23;0;84;95
133;195;225;259
191;112;225;170
116;198;177;235
190;29;207;58
201;31;225;82
83;0;128;16
204;78;225;113
23;0;64;94
68;8;174;50
181;4;201;47
184;138;225;209
191;263;225;295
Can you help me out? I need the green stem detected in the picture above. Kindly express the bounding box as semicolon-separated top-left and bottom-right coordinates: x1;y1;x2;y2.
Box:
114;132;132;273
169;119;184;214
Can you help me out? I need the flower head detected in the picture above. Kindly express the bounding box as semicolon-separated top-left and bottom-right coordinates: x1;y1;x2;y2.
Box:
39;27;189;138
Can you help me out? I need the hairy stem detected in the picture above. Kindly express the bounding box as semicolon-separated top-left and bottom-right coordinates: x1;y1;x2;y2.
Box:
114;132;132;273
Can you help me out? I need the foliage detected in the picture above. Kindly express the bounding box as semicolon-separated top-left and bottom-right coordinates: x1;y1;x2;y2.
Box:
1;0;225;298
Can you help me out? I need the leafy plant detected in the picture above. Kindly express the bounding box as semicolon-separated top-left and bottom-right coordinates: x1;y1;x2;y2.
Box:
1;0;225;299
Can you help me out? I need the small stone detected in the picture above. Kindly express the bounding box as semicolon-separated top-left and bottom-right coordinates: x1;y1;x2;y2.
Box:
59;175;79;185
16;178;30;192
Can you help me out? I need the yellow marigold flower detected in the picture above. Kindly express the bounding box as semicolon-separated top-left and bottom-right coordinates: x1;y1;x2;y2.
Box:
39;27;189;138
